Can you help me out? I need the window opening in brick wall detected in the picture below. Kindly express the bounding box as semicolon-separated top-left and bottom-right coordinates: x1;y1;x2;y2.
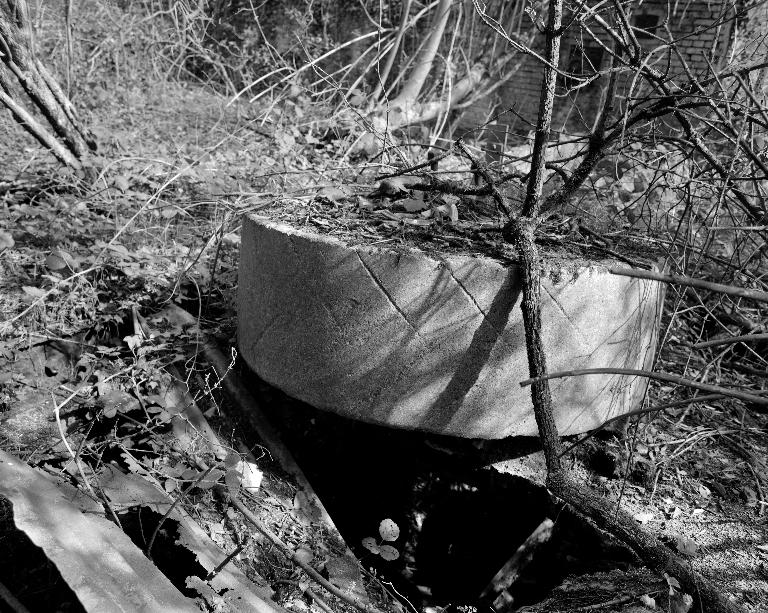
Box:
633;14;661;39
561;44;604;91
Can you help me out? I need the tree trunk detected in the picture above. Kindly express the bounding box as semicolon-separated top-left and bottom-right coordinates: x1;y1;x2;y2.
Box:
370;0;469;132
498;0;746;610
373;63;485;131
0;0;96;170
391;0;452;106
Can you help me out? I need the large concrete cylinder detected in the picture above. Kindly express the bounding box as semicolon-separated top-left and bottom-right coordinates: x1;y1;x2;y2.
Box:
238;215;663;439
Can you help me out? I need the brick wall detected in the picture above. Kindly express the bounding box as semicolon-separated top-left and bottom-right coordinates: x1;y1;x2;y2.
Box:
460;0;734;145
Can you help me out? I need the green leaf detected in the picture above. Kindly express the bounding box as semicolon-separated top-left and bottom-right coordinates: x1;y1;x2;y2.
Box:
378;544;399;561
45;249;77;271
225;467;241;496
196;468;224;490
347;88;366;107
101;389;140;416
361;537;380;554
378;518;400;541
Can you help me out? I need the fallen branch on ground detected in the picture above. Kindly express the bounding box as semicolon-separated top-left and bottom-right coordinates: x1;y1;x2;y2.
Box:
559;393;726;457
226;491;387;613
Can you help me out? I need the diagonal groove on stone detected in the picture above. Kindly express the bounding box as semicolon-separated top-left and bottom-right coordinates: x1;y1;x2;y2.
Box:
542;283;589;345
354;250;425;341
250;312;281;351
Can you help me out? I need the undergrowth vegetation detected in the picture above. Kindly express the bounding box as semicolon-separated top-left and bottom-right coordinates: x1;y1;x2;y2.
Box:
0;0;766;612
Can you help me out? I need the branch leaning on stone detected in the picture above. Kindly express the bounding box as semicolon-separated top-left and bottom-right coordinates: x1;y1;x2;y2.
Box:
609;267;768;303
520;367;768;407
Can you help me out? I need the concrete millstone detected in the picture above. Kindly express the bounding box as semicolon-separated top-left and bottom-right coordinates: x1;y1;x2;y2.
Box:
238;215;663;439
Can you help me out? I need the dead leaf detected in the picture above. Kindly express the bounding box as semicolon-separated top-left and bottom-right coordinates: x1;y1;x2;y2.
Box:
294;546;314;565
326;552;366;600
95;465;279;610
435;202;459;223
316;186;350;203
113;175;130;192
634;511;654;524
373;177;408;197
0;230;14;251
22;285;47;298
401;198;428;212
675;535;698;557
669;591;693;613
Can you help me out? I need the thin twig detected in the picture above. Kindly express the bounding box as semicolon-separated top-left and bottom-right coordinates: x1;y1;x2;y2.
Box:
455;140;510;216
146;464;216;560
206;539;248;581
693;333;768;349
306;589;335;613
52;391;123;529
559;394;726;457
0;580;31;613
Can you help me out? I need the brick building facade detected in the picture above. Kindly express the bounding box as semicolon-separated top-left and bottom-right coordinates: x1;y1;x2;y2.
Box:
461;0;737;145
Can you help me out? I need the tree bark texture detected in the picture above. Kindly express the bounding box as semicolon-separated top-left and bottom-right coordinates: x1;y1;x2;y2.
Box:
0;0;95;169
504;0;565;476
500;1;746;611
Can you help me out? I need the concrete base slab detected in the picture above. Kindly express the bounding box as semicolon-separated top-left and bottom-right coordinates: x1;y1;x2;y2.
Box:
238;215;663;439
